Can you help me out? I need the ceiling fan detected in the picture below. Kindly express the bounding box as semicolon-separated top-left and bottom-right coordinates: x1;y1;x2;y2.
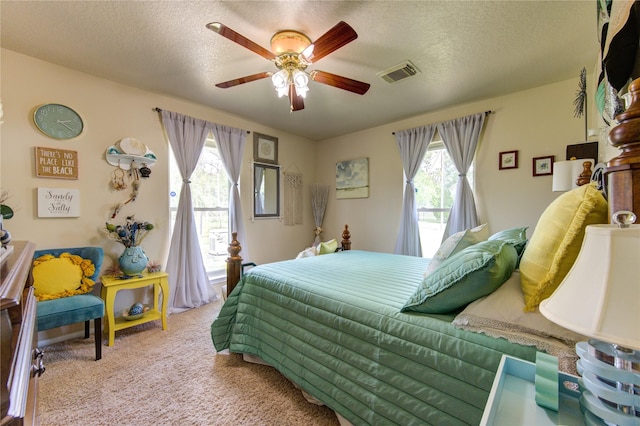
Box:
206;21;370;112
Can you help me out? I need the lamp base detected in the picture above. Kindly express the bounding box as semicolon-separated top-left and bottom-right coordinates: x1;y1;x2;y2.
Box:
575;340;640;425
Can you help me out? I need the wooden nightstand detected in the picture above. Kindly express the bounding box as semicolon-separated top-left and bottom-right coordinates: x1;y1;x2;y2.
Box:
481;355;585;425
100;271;169;346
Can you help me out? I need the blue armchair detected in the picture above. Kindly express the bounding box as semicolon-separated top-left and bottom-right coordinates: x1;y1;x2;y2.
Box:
33;247;105;360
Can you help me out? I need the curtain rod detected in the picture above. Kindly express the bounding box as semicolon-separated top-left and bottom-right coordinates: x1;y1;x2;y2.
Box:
153;107;251;134
391;110;494;135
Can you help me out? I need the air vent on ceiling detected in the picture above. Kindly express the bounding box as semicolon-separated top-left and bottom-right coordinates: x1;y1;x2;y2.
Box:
377;60;421;84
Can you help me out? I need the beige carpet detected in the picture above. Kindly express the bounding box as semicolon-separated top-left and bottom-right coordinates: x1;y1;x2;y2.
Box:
39;298;340;425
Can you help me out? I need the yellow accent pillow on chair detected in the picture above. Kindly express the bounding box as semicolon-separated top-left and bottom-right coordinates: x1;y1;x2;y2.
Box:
519;183;607;311
33;253;96;301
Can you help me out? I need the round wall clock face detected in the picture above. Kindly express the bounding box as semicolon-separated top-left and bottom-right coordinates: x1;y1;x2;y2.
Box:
33;103;84;139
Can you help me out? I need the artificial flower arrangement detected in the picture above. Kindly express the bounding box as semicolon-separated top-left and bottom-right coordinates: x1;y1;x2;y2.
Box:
104;215;154;248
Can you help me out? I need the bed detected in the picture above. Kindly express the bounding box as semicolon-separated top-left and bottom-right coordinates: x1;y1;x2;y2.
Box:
210;188;606;424
213;248;536;425
211;91;640;424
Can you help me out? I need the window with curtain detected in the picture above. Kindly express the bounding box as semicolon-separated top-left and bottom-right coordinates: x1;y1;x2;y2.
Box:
169;136;229;278
414;141;474;257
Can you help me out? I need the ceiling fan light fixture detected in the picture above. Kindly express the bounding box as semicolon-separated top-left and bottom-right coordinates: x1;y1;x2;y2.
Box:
270;30;312;55
295;85;308;98
272;70;289;97
292;70;309;98
210;21;369;111
301;44;314;60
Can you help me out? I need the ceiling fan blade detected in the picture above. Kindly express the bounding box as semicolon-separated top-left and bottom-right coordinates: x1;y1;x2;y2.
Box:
215;72;272;88
288;85;305;111
303;21;357;63
206;22;276;61
310;70;370;95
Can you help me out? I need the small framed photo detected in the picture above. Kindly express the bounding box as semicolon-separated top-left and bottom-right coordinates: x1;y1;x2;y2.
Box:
254;132;278;165
499;150;518;170
533;155;554;177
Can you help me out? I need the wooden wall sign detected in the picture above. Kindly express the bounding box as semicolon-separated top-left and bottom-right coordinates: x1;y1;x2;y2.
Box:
35;146;78;179
37;187;80;217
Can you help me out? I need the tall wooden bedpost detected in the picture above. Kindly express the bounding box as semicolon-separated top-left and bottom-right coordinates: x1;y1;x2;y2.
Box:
226;232;242;296
341;224;351;250
606;77;640;221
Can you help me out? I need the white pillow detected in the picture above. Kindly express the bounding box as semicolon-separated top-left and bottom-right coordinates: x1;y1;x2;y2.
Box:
452;271;586;374
295;246;317;259
425;223;488;275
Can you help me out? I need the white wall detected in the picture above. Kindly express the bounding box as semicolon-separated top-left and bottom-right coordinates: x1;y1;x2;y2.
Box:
2;47;609;343
1;48;317;262
317;76;602;253
0;49;316;343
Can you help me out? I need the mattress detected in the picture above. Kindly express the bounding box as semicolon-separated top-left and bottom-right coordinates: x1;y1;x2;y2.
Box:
211;250;538;425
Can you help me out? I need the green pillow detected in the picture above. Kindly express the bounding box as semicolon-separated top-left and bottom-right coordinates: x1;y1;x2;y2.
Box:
425;223;488;275
488;226;528;257
318;239;338;254
402;240;517;314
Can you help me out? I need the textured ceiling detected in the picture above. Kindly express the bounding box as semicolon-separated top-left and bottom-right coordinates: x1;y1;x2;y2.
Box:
0;1;598;140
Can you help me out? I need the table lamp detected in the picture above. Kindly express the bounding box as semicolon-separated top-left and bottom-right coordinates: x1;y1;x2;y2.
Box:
552;159;595;192
539;211;640;425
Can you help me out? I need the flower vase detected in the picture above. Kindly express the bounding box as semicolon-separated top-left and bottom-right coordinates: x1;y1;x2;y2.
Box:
0;217;10;247
118;246;148;275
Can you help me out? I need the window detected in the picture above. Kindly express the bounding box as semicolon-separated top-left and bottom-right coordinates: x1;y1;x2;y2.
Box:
169;136;229;277
414;141;474;257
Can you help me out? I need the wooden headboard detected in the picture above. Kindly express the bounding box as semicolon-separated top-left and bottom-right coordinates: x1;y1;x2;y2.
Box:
606;77;640;221
225;224;352;296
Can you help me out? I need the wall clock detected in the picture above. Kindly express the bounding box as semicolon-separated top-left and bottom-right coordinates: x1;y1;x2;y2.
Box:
33;103;84;139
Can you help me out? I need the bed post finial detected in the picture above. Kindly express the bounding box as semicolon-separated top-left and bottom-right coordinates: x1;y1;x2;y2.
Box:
606;77;640;220
341;225;351;250
226;232;243;296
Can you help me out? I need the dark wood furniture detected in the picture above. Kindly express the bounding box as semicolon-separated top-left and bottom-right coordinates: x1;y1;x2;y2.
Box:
606;77;640;221
225;225;352;296
1;241;40;425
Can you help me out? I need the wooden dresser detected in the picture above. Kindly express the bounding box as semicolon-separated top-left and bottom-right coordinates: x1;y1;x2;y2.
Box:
1;241;40;425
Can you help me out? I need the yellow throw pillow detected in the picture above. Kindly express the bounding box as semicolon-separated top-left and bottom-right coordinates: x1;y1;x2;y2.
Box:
318;239;339;254
519;183;608;311
33;253;96;301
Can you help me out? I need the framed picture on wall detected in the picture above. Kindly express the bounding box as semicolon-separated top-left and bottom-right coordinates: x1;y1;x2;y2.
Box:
336;158;369;199
254;133;278;165
499;150;518;170
532;155;554;177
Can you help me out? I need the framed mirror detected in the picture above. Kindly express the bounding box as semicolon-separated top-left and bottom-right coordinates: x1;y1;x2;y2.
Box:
254;163;280;218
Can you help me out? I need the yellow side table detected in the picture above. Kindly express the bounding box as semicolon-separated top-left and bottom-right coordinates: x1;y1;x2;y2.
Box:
100;271;169;346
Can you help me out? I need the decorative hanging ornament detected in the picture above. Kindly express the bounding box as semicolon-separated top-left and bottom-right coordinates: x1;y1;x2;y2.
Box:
573;67;588;140
112;167;127;190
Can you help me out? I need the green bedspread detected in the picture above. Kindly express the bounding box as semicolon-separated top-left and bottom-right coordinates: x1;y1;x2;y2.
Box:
211;250;537;425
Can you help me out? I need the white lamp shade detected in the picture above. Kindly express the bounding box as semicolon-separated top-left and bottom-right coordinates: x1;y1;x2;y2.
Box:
540;224;640;350
292;70;309;98
552;159;594;192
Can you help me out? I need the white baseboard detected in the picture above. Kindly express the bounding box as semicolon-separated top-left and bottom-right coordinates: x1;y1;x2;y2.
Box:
38;328;93;347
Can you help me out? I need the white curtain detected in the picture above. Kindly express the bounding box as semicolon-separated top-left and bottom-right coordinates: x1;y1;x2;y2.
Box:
437;112;486;240
161;110;216;313
393;125;436;256
210;124;249;262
